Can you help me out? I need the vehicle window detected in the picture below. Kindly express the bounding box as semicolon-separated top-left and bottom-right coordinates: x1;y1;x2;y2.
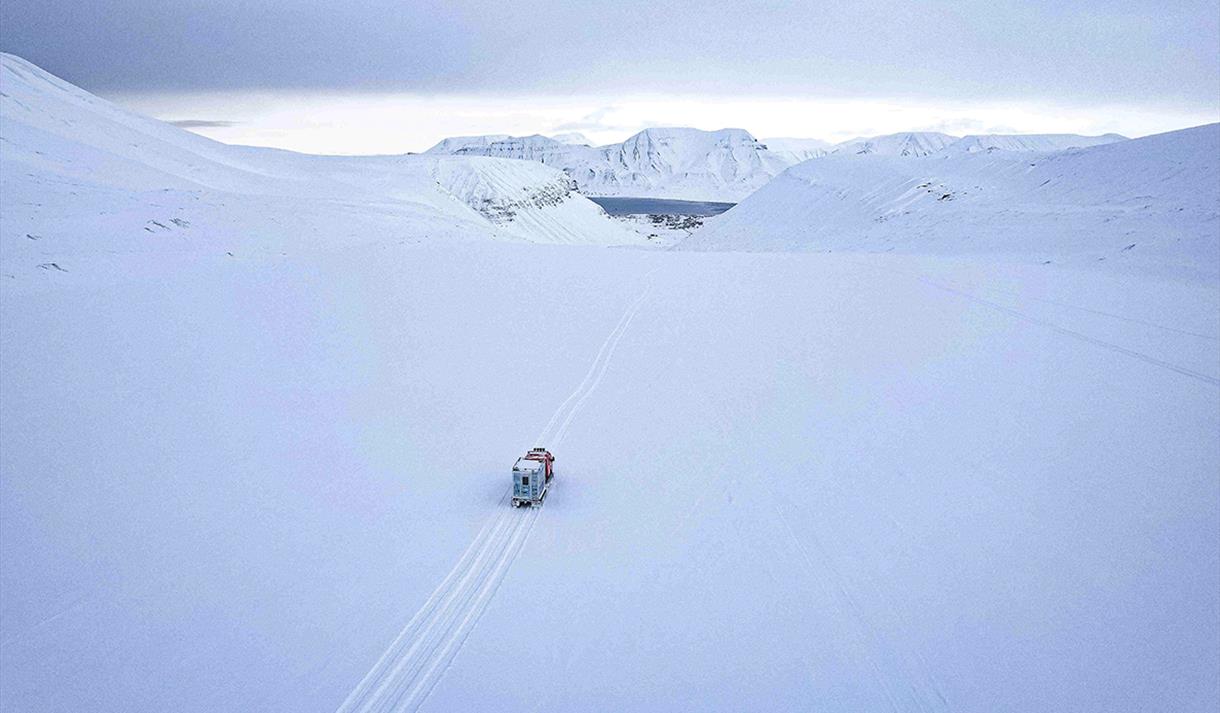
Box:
521;476;529;486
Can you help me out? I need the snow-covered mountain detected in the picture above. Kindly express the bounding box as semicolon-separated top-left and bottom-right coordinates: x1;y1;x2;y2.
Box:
430;127;795;201
831;131;959;157
453;134;602;168
761;136;833;162
940;132;1127;156
587;127;792;201
685;124;1220;276
0;54;641;272
422;134;511;154
419;129;1135;200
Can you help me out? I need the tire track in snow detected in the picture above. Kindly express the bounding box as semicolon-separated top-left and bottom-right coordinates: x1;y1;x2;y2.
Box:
922;278;1220;386
550;284;652;447
335;275;654;713
846;256;1219;384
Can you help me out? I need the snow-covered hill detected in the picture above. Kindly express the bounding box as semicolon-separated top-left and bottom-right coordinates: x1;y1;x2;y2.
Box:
685;124;1220;277
0;53;641;274
429;127;794;201
940;132;1127;155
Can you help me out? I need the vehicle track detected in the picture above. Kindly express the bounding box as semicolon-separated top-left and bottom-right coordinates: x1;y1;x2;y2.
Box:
847;256;1219;386
922;278;1220;386
335;277;654;713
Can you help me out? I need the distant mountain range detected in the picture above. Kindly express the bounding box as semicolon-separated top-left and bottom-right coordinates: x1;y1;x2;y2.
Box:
683;122;1216;276
426;129;1129;201
426;128;791;201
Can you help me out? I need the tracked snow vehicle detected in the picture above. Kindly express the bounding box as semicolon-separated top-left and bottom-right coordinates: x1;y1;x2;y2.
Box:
512;448;554;508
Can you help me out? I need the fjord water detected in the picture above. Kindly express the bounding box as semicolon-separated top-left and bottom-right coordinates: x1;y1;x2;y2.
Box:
588;196;736;216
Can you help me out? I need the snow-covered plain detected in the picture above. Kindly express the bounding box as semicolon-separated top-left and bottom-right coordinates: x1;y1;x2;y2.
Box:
2;55;1219;713
3;244;1217;712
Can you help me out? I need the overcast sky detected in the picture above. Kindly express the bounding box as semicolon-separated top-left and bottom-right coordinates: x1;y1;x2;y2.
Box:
3;0;1217;152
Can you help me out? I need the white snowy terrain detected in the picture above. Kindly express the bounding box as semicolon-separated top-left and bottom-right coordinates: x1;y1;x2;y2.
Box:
0;54;641;262
2;56;1218;713
428;127;793;202
688;124;1219;279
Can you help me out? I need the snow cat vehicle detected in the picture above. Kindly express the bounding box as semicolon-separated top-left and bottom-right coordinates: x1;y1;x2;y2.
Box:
512;448;554;508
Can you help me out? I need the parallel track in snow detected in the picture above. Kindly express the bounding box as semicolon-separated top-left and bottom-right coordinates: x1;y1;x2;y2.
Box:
335;277;653;713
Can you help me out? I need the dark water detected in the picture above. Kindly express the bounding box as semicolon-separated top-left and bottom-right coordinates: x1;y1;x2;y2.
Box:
588;196;736;217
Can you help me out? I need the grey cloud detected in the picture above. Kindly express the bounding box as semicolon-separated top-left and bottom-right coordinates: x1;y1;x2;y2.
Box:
1;0;1216;112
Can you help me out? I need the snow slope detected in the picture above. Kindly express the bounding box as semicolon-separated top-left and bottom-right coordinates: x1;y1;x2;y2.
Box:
0;53;641;263
686;124;1220;278
940;132;1127;156
430;127;794;201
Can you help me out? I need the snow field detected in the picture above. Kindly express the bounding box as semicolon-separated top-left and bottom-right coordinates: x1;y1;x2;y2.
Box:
336;273;656;713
